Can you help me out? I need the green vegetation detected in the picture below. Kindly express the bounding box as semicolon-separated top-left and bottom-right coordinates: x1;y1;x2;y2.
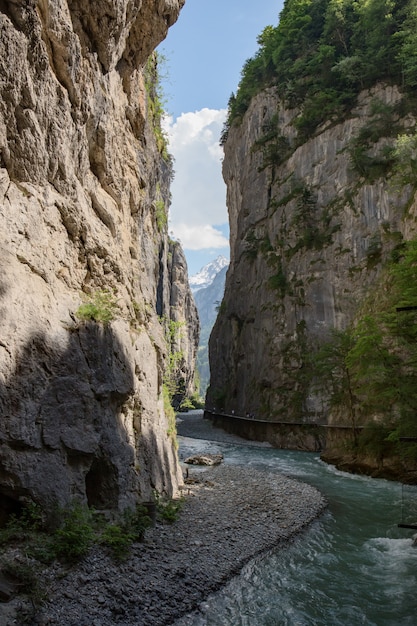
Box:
214;0;417;459
243;229;261;262
278;320;312;419
242;179;341;307
391;130;417;188
0;499;155;584
196;327;212;396
252;114;292;171
160;316;185;396
100;505;152;561
208;388;227;411
215;299;227;315
0;495;186;616
178;392;205;411
2;558;46;616
75;289;119;324
154;491;184;523
52;502;95;561
312;238;417;460
288;184;341;256
0;502;44;554
223;0;417;142
162;382;178;447
250;320;313;421
158;313;204;438
100;523;134;561
347;99;402;181
160;314;203;409
312;327;359;437
243;230;274;262
365;232;383;269
143;52;172;234
155;182;168;232
242;184;340;304
144;51;171;161
267;256;288;298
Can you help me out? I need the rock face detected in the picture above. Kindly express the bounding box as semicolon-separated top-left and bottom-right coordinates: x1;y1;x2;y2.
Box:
194;263;228;394
158;240;200;409
207;84;417;423
0;0;198;517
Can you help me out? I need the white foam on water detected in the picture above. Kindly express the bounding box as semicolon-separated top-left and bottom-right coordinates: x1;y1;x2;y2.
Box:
360;536;417;604
175;428;417;626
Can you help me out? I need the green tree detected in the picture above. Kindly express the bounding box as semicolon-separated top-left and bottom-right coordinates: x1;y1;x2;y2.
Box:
395;1;417;87
346;315;400;415
226;0;416;138
323;0;355;56
350;0;398;84
315;240;417;450
392;131;417;187
313;329;358;434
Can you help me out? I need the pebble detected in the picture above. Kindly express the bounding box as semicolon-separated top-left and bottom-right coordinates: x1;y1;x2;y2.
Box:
0;418;327;626
26;465;325;626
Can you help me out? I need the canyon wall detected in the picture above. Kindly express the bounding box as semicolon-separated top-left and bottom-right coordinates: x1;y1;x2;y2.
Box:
207;84;417;429
0;0;200;517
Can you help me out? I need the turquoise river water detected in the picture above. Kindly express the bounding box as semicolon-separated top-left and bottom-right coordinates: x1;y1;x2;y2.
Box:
175;433;417;626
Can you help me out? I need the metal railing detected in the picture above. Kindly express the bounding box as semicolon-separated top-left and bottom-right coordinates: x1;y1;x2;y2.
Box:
204;408;363;430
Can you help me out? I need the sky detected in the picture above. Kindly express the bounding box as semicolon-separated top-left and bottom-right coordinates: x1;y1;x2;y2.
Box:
159;0;285;276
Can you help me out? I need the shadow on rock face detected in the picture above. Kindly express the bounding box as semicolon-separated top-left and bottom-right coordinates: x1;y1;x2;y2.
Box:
0;321;138;521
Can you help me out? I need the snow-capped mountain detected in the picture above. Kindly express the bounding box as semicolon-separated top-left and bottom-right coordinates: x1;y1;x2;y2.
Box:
189;258;229;394
194;265;228;328
189;255;229;293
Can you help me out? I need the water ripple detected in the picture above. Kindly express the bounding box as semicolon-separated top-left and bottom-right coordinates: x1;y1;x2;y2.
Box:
175;435;417;626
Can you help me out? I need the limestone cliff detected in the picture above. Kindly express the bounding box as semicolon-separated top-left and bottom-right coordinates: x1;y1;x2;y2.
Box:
207;83;417;433
194;264;228;394
0;0;200;517
157;239;200;409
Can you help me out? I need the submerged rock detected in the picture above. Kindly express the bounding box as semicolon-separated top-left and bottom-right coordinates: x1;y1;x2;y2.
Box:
184;454;224;466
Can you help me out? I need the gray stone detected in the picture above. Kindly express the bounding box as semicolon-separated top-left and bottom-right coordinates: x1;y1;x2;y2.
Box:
0;0;196;518
184;454;224;466
208;83;417;435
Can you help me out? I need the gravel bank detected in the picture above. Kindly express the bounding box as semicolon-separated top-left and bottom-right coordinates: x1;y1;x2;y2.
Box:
1;414;326;626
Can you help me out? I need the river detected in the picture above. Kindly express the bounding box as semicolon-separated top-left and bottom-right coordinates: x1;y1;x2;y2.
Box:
175;413;417;625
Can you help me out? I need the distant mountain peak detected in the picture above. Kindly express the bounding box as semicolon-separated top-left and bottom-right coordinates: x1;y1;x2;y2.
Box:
189;255;229;293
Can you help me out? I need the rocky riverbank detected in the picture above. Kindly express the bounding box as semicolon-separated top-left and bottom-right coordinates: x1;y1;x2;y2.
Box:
1;415;326;626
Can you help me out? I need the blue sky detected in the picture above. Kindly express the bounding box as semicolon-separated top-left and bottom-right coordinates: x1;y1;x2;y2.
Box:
159;0;285;276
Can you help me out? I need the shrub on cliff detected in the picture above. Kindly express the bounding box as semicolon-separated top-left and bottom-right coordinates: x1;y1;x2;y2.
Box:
75;289;119;324
312;238;417;459
224;0;417;140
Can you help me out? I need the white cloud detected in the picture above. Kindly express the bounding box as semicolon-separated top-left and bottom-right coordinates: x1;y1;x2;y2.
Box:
170;223;228;250
163;108;229;250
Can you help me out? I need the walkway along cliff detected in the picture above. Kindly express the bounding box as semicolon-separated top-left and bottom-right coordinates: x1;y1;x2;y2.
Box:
207;1;417;483
0;0;200;519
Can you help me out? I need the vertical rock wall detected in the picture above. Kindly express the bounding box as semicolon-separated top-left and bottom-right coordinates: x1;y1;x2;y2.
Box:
0;0;198;516
157;239;200;408
207;84;417;424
